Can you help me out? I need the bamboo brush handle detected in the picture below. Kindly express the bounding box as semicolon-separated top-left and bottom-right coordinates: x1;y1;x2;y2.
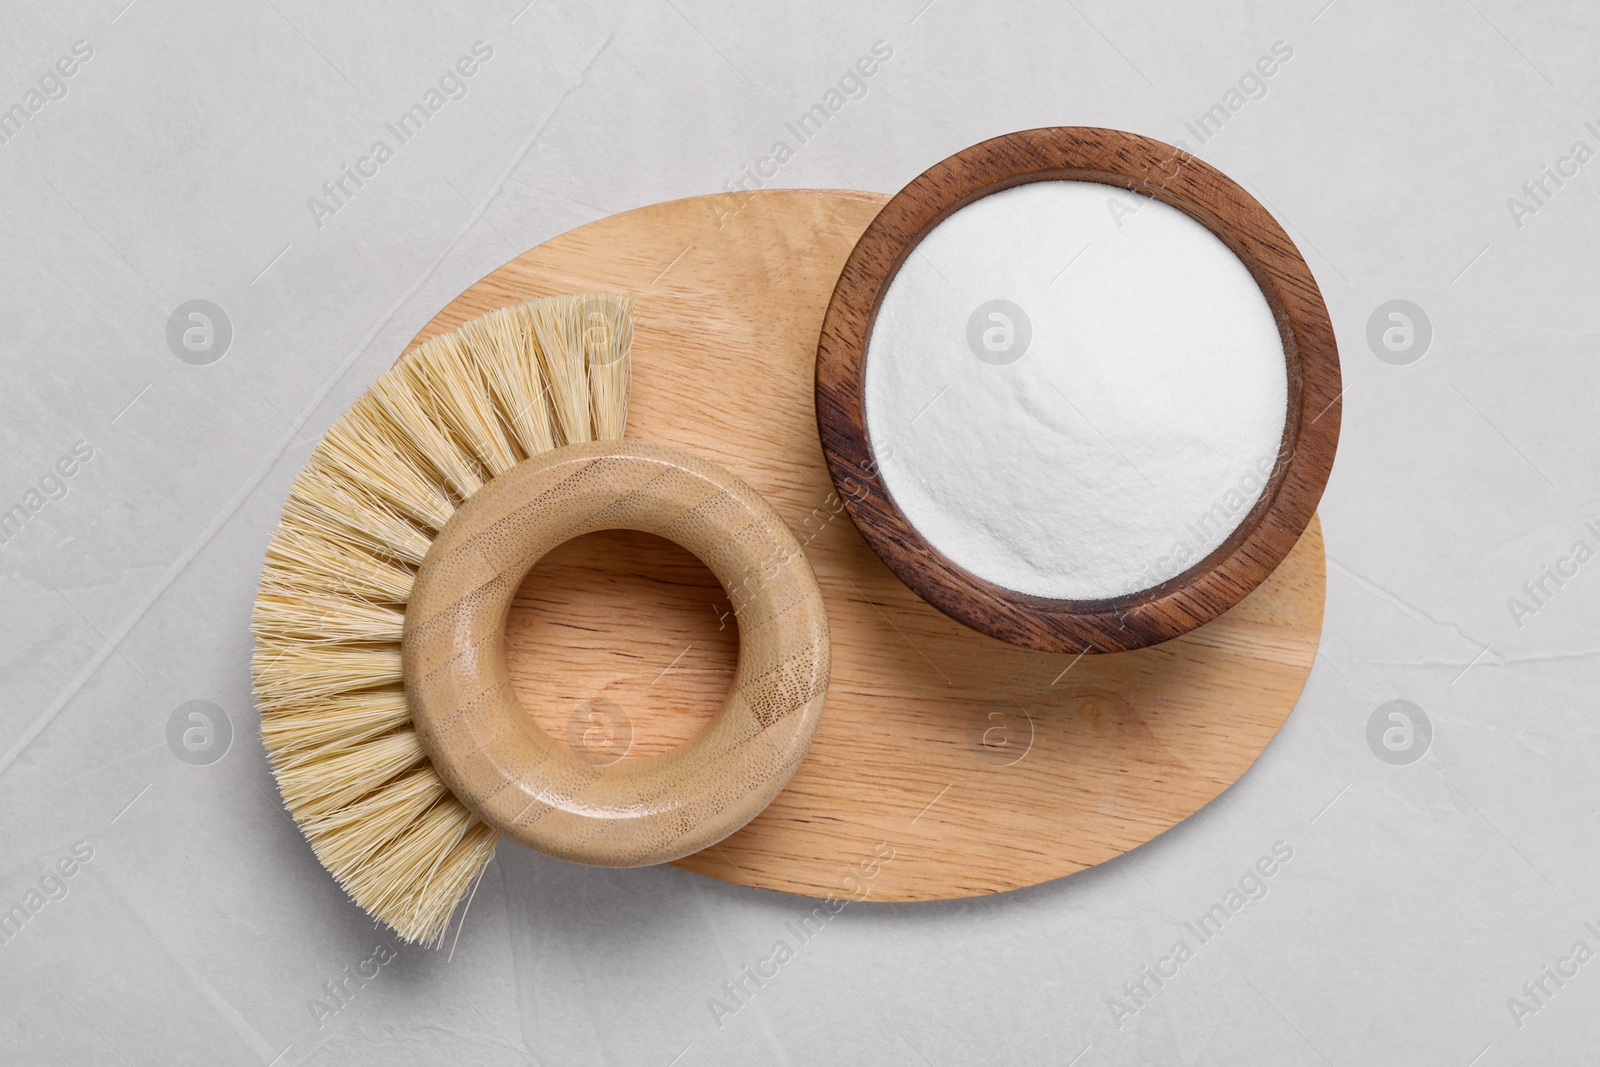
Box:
402;440;831;867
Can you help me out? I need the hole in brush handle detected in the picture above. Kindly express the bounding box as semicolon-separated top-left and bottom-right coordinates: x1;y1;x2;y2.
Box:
401;440;831;868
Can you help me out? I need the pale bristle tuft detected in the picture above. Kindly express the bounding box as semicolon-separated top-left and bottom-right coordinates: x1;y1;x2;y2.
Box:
368;370;485;503
252;644;403;712
340;801;482;938
468;307;558;460
314;393;457;533
251;293;633;945
263;523;415;604
284;466;435;568
260;688;411;760
527;296;593;445
251;589;405;644
403;332;522;478
272;729;427;818
581;293;633;440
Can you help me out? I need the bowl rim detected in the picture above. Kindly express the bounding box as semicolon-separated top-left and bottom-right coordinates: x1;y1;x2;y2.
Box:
813;126;1341;653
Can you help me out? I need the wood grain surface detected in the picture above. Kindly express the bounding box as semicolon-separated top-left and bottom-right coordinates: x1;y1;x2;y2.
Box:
816;127;1341;653
401;188;1325;902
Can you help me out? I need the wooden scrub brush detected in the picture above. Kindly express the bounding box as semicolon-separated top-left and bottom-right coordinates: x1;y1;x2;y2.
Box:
251;294;830;946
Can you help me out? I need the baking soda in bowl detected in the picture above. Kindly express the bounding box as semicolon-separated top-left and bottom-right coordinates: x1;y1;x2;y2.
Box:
862;180;1288;601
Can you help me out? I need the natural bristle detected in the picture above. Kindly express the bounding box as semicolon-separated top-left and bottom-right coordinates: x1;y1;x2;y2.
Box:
582;294;634;440
528;297;594;445
250;293;633;945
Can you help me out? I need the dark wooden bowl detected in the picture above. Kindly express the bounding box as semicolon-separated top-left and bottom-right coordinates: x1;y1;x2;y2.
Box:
814;126;1340;654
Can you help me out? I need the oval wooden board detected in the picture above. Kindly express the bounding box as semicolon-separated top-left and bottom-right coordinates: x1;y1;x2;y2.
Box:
403;188;1325;903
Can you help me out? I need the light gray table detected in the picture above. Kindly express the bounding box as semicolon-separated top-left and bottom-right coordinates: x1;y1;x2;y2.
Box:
2;1;1596;1063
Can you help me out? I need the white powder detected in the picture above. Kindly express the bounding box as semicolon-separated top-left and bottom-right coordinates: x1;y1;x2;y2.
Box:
863;180;1287;600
